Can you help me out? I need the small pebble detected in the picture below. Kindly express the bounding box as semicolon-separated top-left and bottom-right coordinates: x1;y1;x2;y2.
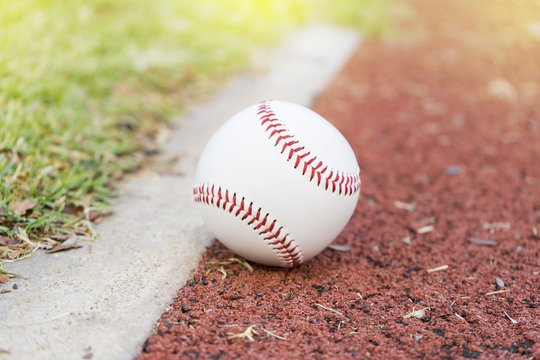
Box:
495;277;505;288
12;283;18;290
468;238;498;246
445;166;462;176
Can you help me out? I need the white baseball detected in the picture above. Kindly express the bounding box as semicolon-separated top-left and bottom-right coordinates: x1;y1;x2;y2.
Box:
194;100;360;267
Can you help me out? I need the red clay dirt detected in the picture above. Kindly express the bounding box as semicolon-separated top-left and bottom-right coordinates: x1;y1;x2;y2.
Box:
139;1;539;359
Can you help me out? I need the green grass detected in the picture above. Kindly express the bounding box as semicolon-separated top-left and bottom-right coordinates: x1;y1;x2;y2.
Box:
0;0;391;264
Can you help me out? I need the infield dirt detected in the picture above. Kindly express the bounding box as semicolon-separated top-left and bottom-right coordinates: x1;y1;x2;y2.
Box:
139;0;539;358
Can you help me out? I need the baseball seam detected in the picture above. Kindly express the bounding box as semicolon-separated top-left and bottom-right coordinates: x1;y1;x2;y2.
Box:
257;101;361;196
194;183;304;267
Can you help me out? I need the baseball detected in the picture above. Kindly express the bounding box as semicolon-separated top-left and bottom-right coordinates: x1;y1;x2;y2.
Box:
193;100;361;267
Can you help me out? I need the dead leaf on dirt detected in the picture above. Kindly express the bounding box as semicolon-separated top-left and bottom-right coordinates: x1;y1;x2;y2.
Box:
49;233;71;241
328;244;352;252
62;204;85;217
0;274;9;283
9;248;25;259
9;199;36;216
46;236;82;254
88;209;113;223
0;235;22;246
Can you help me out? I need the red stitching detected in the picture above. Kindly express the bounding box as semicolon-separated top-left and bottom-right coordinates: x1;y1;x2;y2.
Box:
193;183;303;267
257;101;361;195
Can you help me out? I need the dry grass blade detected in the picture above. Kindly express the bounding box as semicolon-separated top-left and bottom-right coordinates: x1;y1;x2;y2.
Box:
228;325;258;341
261;327;286;340
400;236;412;245
228;258;254;272
427;264;449;273
503;310;518;324
483;222;510;233
416;225;434;234
403;307;429;319
218;267;228;280
485;289;511;296
208;258;254;272
316;303;344;316
394;201;417;212
2;312;70;327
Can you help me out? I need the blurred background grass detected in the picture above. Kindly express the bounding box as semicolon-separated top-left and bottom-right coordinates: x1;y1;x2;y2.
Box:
0;0;391;265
